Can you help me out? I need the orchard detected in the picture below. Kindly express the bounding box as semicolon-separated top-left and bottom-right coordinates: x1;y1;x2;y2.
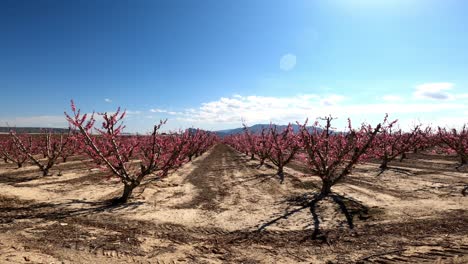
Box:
0;101;466;263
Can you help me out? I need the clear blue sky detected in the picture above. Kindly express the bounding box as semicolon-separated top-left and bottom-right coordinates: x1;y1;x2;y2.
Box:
1;0;467;131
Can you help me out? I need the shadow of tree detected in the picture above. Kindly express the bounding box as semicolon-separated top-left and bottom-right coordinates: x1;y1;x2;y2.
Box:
229;173;277;187
0;170;43;184
256;192;369;242
8;171;110;188
0;197;144;224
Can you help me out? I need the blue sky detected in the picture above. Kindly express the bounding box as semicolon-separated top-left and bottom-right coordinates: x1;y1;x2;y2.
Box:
1;0;467;132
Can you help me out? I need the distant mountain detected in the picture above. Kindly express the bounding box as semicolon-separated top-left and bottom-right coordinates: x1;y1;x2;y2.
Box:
213;124;323;137
0;127;70;134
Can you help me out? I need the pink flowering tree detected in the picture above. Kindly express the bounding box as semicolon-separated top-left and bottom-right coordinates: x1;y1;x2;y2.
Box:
266;124;300;183
241;124;258;160
65;101;189;204
9;130;71;176
437;124;467;195
259;116;386;238
399;126;433;162
58;134;80;162
184;129;217;161
1;134;30;168
196;131;218;156
223;134;247;153
297;116;385;200
437;124;467;170
245;127;272;168
372;122;429;174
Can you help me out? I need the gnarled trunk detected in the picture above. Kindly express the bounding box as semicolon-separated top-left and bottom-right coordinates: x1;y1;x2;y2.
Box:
258;158;265;168
456;155;467;171
318;179;333;200
379;153;389;172
277;167;284;184
399;152;407;162
461;155;467;165
113;182;139;204
379;157;389;171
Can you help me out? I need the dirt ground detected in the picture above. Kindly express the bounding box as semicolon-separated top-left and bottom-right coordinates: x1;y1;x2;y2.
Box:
0;144;467;264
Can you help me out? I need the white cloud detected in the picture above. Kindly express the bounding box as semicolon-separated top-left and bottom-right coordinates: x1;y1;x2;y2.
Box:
382;95;403;102
280;53;296;71
320;95;345;106
149;108;181;115
413;82;454;100
174;94;347;125
126;110;142;115
455;93;468;100
150;108;167;113
104;98;112;103
3;82;466;132
169;93;467;130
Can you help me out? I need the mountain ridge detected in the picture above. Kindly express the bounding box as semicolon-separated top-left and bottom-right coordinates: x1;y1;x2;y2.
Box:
213;123;323;137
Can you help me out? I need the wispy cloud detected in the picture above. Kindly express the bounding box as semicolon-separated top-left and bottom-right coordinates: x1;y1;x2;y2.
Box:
150;108;166;113
104;98;112;103
201;95;305;122
126;110;141;115
149;108;180;115
3;83;466;131
413;82;454;100
320;95;345;106
162;92;467;130
171;94;345;124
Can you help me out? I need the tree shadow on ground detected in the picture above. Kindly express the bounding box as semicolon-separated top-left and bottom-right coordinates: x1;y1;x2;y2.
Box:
8;172;110;188
230;173;277;187
0;171;43;184
0;196;143;223
256;192;370;243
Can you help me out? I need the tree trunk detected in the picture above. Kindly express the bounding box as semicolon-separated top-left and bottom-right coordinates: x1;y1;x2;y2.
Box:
319;180;332;200
250;153;254;160
277;167;284;184
113;182;138;204
461;155;467;165
399;152;407;162
42;168;49;176
62;157;67;163
379;158;389;171
456;155;467;171
17;162;22;168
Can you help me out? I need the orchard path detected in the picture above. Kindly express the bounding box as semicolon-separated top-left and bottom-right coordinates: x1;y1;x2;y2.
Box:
0;144;467;263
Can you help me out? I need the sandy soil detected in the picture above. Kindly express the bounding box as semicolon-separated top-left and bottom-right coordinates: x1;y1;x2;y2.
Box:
0;144;467;263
